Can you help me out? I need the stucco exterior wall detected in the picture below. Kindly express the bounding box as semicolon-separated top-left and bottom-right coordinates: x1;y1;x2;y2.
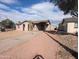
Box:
16;22;54;31
33;25;39;31
46;24;54;31
16;22;29;31
46;24;51;31
24;22;29;31
16;25;19;30
50;25;54;30
67;23;78;33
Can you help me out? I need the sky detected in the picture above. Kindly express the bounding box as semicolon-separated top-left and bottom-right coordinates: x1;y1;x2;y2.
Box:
0;0;72;26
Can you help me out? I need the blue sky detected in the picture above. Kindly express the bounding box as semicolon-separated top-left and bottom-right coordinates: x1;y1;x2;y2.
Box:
0;0;71;26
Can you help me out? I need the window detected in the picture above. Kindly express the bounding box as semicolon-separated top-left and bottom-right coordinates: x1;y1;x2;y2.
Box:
74;23;78;28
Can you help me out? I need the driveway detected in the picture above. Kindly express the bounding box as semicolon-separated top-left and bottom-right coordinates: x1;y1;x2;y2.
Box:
0;31;59;59
0;31;40;53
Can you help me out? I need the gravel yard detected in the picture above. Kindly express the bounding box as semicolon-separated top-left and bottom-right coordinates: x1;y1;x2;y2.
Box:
46;31;78;59
57;34;78;59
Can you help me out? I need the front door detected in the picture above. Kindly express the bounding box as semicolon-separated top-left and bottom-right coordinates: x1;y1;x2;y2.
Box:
23;24;25;31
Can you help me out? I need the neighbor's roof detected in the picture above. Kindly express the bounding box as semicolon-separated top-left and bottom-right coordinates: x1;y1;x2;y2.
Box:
62;17;78;24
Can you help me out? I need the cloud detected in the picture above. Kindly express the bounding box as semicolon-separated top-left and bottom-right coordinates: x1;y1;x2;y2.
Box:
22;2;71;21
0;0;18;4
31;2;53;10
0;4;9;9
0;3;29;22
0;3;12;11
0;2;72;25
0;10;29;22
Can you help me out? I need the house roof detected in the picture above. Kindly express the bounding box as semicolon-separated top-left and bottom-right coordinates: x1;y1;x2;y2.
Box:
30;20;49;23
16;20;50;25
62;17;78;24
16;20;28;25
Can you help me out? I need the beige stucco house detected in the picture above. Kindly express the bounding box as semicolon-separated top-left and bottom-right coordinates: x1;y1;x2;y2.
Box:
16;20;54;31
16;21;29;31
58;17;78;33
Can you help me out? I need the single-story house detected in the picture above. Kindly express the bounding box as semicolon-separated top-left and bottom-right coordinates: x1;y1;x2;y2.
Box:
58;17;78;33
16;20;54;31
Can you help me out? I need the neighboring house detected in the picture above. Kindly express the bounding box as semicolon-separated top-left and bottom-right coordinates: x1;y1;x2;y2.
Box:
16;20;54;31
58;17;78;33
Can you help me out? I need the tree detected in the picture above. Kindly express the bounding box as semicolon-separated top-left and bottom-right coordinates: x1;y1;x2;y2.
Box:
50;0;78;17
1;19;15;29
